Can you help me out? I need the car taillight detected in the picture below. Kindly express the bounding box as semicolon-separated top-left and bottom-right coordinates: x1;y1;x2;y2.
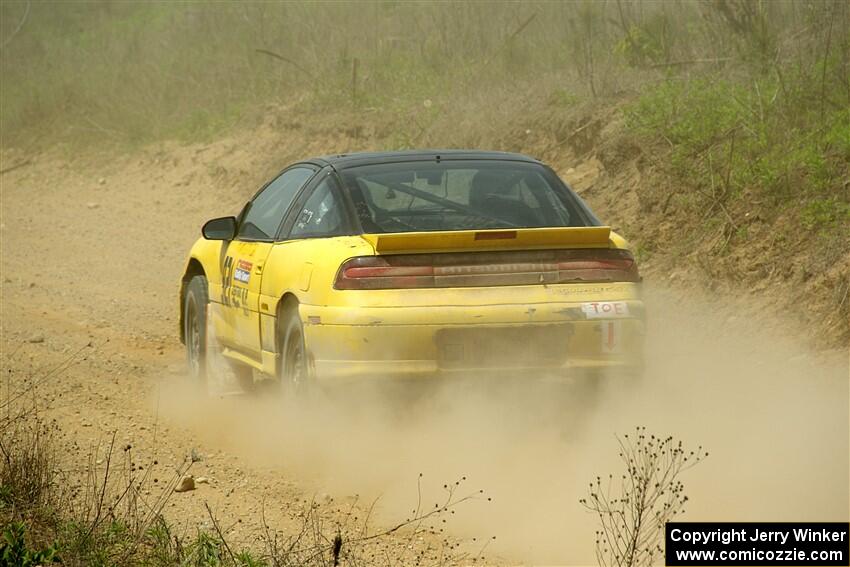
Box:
334;249;640;290
557;253;638;283
334;258;435;289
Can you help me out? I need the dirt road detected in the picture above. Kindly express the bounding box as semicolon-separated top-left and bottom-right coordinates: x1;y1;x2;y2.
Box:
1;142;848;565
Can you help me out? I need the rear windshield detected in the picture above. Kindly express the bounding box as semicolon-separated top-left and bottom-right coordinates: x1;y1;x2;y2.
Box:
338;160;599;233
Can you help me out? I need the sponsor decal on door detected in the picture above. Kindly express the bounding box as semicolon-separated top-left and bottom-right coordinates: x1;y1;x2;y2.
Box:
234;259;252;284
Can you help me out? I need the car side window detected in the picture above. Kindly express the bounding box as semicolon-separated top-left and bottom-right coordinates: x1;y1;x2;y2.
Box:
289;177;347;239
238;167;315;240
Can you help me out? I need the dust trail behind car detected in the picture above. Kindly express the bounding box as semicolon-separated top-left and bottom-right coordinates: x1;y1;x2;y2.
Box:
158;283;848;565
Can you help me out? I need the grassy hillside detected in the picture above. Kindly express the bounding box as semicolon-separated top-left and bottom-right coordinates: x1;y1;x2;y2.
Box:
3;1;845;146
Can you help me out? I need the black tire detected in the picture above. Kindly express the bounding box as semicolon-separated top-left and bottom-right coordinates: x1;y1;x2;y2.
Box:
277;303;311;399
577;365;643;405
184;275;256;394
183;275;210;387
576;369;607;406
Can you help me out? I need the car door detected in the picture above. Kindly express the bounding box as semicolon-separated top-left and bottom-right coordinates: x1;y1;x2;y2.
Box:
220;165;317;355
257;172;356;361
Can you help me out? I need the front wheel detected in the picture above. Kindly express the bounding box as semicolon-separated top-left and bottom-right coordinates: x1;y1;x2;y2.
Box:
184;275;254;394
183;275;210;386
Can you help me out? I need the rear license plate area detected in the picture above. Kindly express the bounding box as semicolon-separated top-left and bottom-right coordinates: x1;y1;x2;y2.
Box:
436;325;571;369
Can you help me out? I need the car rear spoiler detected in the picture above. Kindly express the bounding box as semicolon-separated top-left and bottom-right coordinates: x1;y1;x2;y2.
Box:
360;226;613;254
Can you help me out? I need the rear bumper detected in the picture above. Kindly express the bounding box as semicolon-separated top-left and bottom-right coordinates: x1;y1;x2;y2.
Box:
301;300;645;381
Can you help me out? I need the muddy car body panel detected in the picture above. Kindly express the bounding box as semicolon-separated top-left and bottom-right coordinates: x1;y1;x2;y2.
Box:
179;150;645;382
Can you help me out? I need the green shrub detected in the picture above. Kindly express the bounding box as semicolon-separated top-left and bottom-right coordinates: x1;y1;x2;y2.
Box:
801;199;850;231
0;522;59;567
625;63;849;209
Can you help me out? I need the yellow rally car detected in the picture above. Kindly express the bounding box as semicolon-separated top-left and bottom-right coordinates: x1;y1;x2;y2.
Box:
178;151;644;393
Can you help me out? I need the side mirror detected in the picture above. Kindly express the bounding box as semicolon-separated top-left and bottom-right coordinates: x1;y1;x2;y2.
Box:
202;216;237;240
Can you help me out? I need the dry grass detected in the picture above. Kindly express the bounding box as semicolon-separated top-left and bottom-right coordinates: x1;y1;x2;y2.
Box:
2;1;845;152
0;350;473;566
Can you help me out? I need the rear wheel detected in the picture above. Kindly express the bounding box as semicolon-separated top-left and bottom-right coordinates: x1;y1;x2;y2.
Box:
277;303;312;400
576;369;607;405
576;365;643;405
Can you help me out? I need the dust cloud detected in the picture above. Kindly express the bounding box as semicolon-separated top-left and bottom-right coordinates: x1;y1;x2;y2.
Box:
158;285;849;565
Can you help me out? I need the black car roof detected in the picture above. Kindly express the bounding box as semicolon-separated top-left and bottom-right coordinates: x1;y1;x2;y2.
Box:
308;149;540;170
